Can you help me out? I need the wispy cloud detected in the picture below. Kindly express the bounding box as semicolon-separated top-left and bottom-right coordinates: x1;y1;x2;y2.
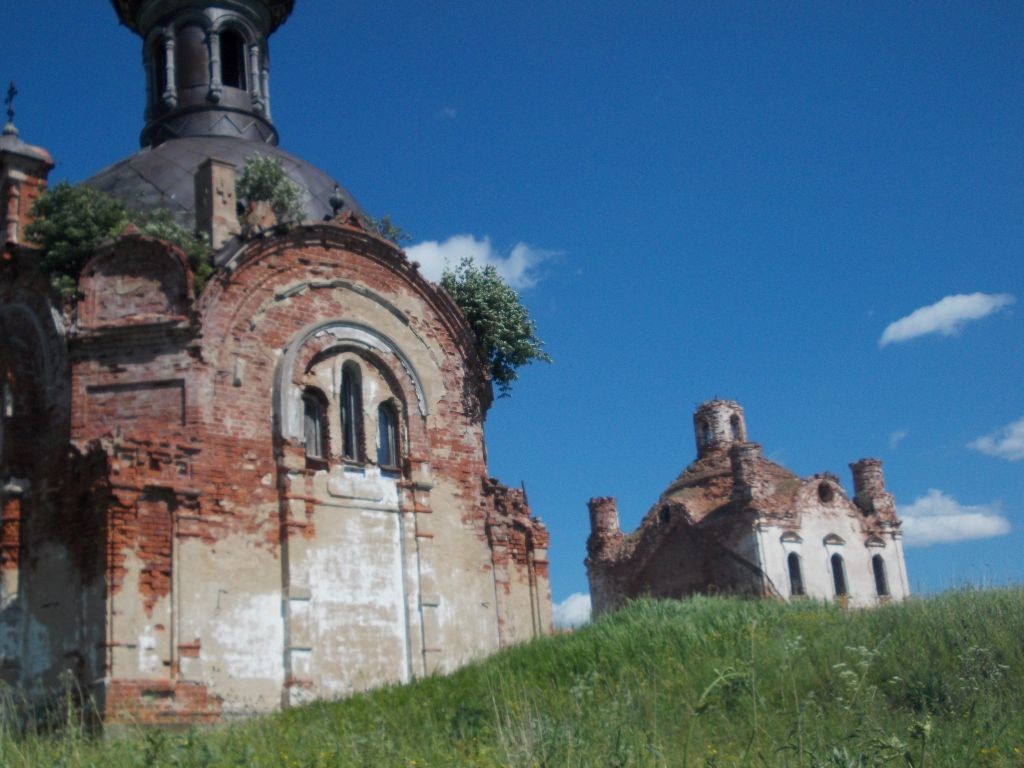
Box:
879;292;1015;347
406;234;556;289
888;430;908;449
553;593;591;629
899;489;1011;547
435;106;458;121
969;417;1024;461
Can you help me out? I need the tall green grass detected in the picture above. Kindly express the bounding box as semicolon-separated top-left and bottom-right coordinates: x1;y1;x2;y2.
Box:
1;588;1022;767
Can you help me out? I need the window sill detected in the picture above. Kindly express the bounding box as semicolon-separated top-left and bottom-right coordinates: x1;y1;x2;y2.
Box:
305;456;329;471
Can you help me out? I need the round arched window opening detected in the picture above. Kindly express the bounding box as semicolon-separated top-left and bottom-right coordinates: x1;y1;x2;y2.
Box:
220;28;248;90
818;482;834;504
659;505;671;524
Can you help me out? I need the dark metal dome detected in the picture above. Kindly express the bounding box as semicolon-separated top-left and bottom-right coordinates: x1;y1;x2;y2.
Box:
111;0;295;34
84;136;364;230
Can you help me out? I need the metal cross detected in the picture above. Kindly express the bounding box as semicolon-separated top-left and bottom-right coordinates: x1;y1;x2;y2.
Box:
4;82;16;124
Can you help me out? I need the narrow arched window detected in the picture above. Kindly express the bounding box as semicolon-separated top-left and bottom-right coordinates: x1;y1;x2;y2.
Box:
831;553;848;597
700;420;712;447
302;390;328;460
872;555;889;597
730;414;741;440
377;402;400;470
787;552;804;597
150;38;167;102
220;28;247;89
340;361;363;461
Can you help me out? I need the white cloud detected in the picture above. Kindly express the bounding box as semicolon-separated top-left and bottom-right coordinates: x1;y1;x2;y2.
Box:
406;234;554;289
888;430;908;449
969;417;1024;461
899;489;1011;547
878;292;1015;347
435;106;458;120
553;593;591;629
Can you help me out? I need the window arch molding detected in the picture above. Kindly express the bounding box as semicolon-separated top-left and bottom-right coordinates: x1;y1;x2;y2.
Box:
275;321;428;447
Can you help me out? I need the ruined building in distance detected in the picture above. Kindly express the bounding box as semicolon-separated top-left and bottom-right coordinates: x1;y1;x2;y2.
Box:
587;400;909;615
0;0;551;723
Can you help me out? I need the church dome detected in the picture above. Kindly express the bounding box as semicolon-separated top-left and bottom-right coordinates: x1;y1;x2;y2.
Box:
84;136;364;229
88;0;364;229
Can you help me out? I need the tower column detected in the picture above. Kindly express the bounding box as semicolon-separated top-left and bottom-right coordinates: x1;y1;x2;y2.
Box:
162;33;177;107
207;30;223;103
249;44;263;112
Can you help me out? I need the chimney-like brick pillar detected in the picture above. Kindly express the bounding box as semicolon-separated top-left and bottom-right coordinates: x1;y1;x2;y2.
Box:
850;458;896;517
587;496;622;559
194;158;240;249
729;442;763;504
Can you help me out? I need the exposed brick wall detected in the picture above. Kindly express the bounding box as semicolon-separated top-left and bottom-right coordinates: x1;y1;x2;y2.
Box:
106;679;222;725
0;218;551;723
588;401;906;615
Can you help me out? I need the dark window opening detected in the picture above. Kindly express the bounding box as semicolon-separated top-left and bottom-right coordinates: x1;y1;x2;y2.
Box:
151;39;167;100
220;29;247;89
340;362;363;461
659;505;671;524
302;390;328;460
700;420;712;447
377;402;400;470
818;482;834;504
787;552;804;596
730;414;741;440
831;553;848;597
872;555;889;597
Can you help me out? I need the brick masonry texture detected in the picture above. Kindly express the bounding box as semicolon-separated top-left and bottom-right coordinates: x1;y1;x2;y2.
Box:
587;399;910;615
0;201;552;722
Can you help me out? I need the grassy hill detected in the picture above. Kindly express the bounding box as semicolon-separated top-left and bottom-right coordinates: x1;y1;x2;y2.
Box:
3;589;1023;767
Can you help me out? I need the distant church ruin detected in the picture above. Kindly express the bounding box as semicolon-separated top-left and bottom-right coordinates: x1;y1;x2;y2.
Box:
587;400;910;614
0;0;551;724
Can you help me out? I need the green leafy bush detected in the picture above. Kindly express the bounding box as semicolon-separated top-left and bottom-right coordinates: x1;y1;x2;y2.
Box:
27;182;213;298
361;214;411;245
440;257;551;396
27;182;130;296
236;154;305;224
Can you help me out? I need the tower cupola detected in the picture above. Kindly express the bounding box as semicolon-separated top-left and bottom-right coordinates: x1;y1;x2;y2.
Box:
693;399;747;458
111;0;295;147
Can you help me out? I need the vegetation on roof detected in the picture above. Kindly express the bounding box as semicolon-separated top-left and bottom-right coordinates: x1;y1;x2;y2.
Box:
27;181;213;299
236;153;304;225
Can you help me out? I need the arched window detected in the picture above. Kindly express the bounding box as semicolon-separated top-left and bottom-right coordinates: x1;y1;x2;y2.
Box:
730;414;741;440
377;401;400;470
872;555;889;597
340;361;363;461
150;38;167;102
302;389;328;461
787;552;804;597
700;420;712;447
220;28;247;89
831;553;848;597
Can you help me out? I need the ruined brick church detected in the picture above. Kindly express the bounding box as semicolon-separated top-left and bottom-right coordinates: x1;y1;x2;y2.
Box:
0;0;551;723
587;400;910;614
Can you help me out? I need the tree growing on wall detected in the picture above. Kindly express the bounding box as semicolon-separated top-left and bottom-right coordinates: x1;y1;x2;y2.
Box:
236;154;304;225
440;257;551;396
28;182;213;298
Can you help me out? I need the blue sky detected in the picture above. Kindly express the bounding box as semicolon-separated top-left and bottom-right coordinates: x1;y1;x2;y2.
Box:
4;2;1022;623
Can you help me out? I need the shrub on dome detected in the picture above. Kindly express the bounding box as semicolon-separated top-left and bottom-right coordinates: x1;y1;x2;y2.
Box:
236;154;305;225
